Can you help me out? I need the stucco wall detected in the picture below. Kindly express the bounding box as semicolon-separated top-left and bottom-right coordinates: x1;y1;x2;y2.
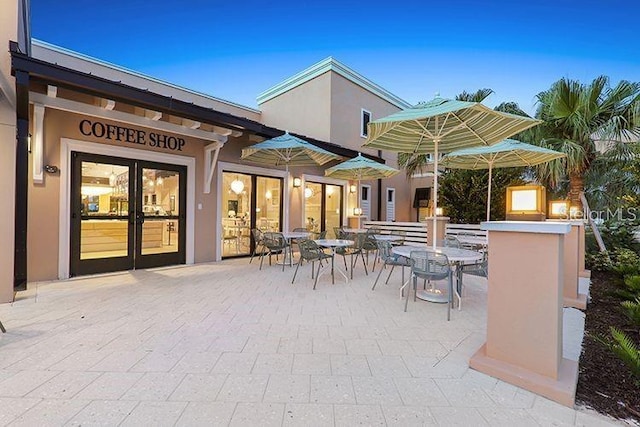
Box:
259;72;332;142
0;0;18;302
27;108;220;281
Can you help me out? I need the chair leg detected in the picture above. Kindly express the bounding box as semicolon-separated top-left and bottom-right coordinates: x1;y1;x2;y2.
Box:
292;259;302;284
259;250;265;270
314;261;322;290
385;264;396;284
360;252;368;276
405;275;414;312
372;262;386;290
0;320;5;333
447;274;453;321
311;261;315;279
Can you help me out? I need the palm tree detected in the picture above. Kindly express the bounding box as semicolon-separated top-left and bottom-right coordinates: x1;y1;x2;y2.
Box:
532;76;640;209
398;89;495;177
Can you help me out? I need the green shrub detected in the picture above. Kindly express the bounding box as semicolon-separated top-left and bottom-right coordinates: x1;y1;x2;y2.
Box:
611;248;640;276
620;275;640;299
621;298;640;326
594;327;640;382
586;250;613;271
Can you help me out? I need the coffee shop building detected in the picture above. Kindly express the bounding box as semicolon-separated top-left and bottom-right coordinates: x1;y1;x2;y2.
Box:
0;2;429;303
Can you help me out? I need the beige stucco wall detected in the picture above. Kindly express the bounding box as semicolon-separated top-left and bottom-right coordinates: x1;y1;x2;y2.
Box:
0;0;18;302
27;108;221;281
259;72;332;141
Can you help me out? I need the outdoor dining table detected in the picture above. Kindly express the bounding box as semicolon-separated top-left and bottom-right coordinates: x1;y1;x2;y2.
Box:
280;231;311;265
391;245;483;309
315;239;354;284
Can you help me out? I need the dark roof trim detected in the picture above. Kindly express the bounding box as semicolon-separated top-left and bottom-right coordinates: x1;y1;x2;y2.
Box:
9;41;383;162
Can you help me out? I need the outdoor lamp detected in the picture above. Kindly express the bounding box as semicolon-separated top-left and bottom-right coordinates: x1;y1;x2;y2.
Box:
505;184;546;221
435;207;444;216
548;200;570;219
293;177;302;187
349;184;357;194
353;207;363;216
227;210;236;218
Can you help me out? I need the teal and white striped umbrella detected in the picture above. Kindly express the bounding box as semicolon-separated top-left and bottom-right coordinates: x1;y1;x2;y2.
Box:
442;139;565;220
324;153;399;180
241;132;340;168
363;96;541;248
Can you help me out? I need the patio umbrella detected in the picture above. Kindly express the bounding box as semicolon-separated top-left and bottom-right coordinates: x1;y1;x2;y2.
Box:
241;132;341;231
363;96;541;248
442;139;566;221
324;153;399;216
241;132;340;169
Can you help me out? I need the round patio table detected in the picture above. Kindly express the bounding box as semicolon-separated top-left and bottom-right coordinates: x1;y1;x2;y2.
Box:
315;239;354;284
392;245;482;308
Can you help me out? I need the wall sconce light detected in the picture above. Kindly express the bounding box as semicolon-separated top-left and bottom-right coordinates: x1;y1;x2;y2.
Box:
265;190;272;200
353;207;363;216
27;133;32;153
435;207;444;216
293;177;302;187
349;184;357;194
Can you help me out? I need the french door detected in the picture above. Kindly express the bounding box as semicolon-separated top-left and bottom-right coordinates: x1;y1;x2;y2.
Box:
70;152;186;276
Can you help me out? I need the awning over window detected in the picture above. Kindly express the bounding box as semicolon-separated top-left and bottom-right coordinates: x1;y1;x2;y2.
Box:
413;187;431;208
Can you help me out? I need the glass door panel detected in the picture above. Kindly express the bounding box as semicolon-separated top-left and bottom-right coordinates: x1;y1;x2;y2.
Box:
256;177;282;233
79;162;130;260
324;184;342;233
304;182;322;234
140;167;181;256
222;173;252;257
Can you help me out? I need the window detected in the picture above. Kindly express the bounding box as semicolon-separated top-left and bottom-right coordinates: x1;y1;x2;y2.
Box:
361;109;371;138
361;186;369;201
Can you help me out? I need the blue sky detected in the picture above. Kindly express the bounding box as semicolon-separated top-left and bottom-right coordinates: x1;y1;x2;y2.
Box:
31;0;639;115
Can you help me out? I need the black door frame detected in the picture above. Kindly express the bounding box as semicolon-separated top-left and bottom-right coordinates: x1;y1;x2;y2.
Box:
306;181;344;233
70;152;186;276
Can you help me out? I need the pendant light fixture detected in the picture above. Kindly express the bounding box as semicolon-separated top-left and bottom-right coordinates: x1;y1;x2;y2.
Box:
230;176;244;195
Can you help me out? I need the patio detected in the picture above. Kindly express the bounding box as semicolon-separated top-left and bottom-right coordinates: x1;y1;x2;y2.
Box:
0;258;620;426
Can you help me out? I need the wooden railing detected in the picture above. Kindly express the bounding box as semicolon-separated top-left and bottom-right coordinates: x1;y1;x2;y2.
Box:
362;221;428;245
445;223;487;239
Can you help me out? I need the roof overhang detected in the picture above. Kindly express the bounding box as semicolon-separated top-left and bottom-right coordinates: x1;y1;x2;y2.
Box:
9;42;383;162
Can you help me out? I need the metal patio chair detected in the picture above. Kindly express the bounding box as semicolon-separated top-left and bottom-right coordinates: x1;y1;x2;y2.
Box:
249;228;266;264
292;239;334;289
372;240;410;291
259;232;289;271
336;232;368;279
0;319;5;333
406;251;453;320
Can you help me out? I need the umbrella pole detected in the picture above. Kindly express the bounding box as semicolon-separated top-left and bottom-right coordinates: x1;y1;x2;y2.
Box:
486;163;493;222
284;163;290;232
433;139;439;250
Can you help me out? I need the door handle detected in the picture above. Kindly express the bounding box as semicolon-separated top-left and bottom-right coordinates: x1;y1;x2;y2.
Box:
135;211;145;224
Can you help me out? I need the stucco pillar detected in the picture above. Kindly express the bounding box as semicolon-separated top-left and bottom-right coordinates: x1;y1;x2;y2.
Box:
577;222;590;278
425;216;449;246
469;221;578;407
548;220;588;309
0;0;19;303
